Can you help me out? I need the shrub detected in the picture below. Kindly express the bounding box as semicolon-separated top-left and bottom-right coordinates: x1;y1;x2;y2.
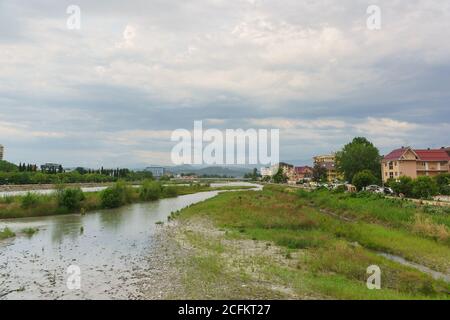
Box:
434;173;450;195
332;185;347;194
100;181;133;208
57;188;85;211
390;176;414;197
21;192;40;209
352;170;378;191
139;180;162;201
411;176;439;199
163;186;178;198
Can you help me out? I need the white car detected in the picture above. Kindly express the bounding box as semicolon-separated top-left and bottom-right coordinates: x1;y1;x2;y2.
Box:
364;185;384;194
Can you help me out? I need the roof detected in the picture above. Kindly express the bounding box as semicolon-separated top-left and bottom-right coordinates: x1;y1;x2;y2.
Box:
295;166;313;173
384;147;450;161
414;149;450;161
384;148;409;160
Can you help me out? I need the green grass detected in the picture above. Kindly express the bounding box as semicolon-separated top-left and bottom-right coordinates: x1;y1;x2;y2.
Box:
297;188;450;230
21;227;38;236
175;186;450;299
0;227;15;240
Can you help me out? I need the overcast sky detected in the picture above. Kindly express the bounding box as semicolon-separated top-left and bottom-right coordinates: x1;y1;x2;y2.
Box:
0;0;449;168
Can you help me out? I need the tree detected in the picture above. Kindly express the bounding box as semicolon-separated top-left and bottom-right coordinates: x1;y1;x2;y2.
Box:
272;167;287;184
412;176;439;199
335;137;381;182
0;160;19;173
244;168;260;181
312;163;327;182
352;170;378;191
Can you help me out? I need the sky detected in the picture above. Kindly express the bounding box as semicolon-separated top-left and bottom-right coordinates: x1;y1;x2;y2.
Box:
0;0;449;168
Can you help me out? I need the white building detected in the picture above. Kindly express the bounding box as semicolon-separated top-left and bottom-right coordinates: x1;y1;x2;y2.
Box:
260;167;272;177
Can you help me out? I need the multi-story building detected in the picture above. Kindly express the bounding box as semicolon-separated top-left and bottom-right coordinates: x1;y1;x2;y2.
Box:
313;153;341;182
261;163;296;181
0;144;3;160
381;147;450;183
145;166;166;178
294;166;313;181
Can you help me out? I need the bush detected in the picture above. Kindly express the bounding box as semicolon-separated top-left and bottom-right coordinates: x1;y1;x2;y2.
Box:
352;170;378;191
332;185;347;194
389;176;414;197
21;192;40;209
139;180;162;201
57;188;85;211
434;173;450;195
100;181;133;208
411;176;439;199
163;186;178;198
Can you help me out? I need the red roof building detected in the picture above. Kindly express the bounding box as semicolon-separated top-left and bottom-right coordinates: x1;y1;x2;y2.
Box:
381;147;450;182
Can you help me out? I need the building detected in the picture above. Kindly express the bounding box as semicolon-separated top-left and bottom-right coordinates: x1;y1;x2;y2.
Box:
260;167;272;177
313;154;341;182
144;166;166;178
261;162;293;178
281;165;314;184
274;162;294;176
381;147;450;183
41;163;63;173
0;144;3;160
294;166;313;181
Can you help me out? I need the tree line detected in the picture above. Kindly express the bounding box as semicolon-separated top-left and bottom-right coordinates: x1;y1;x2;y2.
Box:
0;160;154;185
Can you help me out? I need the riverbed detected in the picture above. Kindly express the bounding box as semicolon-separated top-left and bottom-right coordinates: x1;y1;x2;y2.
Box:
0;183;260;299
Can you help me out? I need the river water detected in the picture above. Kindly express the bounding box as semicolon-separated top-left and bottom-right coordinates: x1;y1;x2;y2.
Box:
0;183;259;300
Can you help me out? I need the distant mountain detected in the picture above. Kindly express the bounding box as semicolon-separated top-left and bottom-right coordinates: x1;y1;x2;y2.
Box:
167;165;254;177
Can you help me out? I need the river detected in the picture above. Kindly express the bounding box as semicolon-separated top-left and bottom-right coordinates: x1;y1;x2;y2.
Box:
0;182;260;299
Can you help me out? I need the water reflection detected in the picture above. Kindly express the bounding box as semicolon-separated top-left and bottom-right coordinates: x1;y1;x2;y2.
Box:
0;183;259;299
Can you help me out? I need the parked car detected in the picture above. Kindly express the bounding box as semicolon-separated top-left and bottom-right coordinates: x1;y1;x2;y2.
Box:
383;187;394;195
364;185;384;194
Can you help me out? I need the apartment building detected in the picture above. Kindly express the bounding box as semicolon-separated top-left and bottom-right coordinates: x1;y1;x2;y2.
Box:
294;166;313;180
313;153;341;182
381;147;450;183
144;166;166;178
0;144;3;161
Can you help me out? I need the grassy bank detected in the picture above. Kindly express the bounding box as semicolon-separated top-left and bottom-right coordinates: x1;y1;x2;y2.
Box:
172;185;450;299
0;181;255;219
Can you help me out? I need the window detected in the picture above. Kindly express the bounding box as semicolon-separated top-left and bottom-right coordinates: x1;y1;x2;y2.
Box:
389;172;394;179
389;162;393;170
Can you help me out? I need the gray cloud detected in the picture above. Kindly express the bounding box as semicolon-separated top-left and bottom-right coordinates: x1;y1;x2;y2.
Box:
0;0;449;167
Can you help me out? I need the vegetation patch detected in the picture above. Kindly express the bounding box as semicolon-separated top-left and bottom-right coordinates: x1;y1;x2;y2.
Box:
0;227;15;240
173;185;450;299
